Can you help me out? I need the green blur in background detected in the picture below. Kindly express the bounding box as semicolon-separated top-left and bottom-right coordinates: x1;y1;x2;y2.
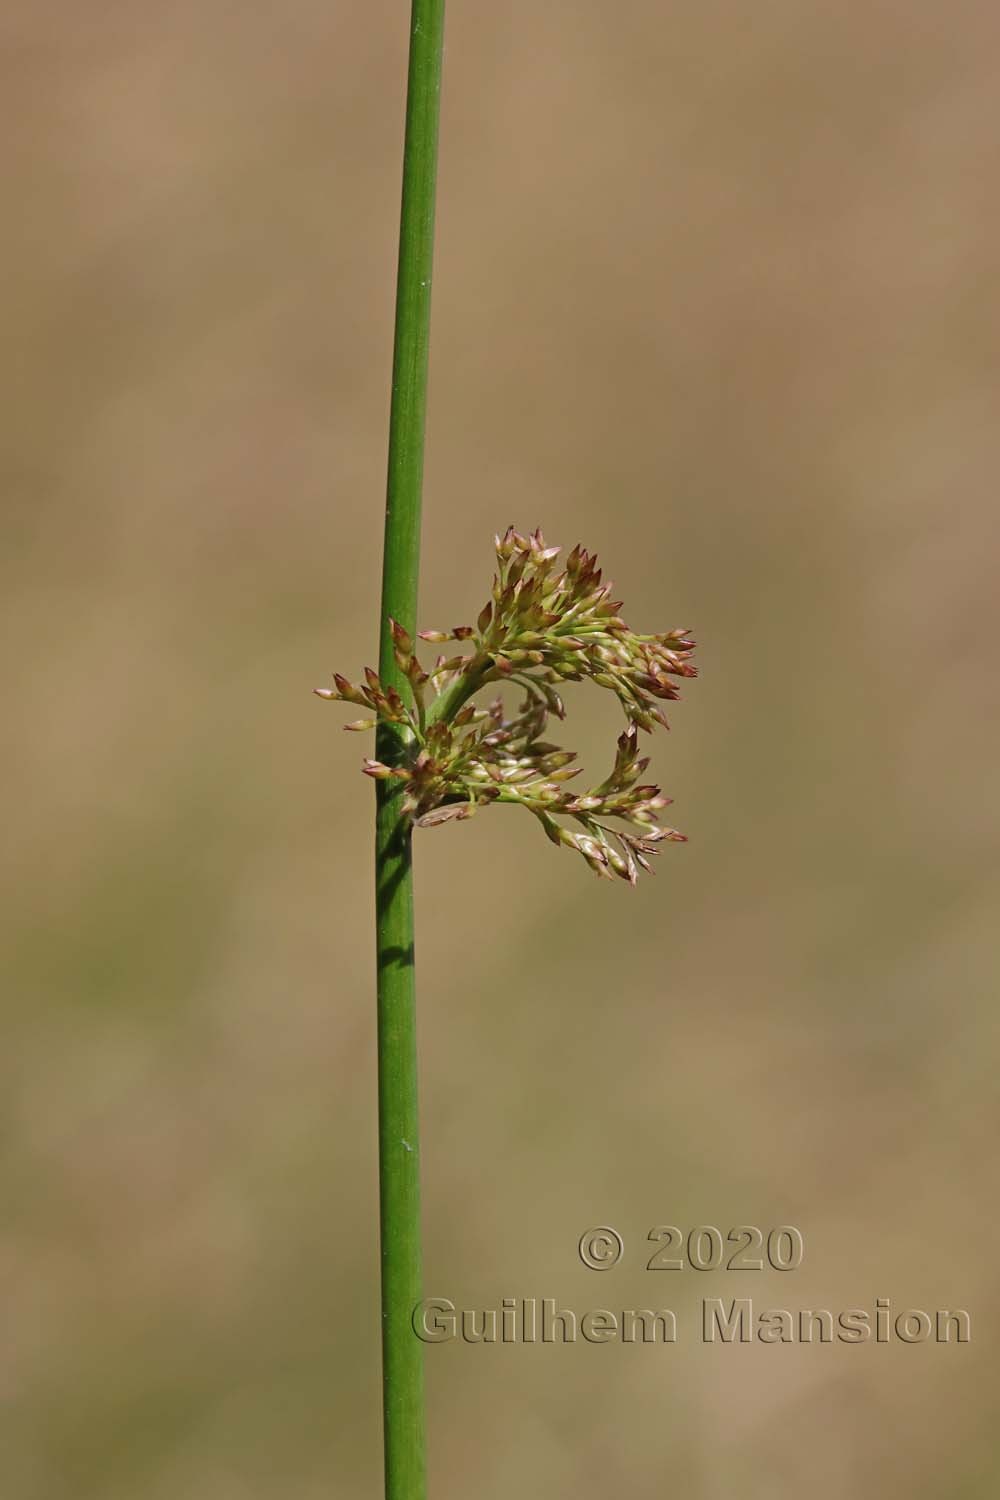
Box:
2;3;998;1496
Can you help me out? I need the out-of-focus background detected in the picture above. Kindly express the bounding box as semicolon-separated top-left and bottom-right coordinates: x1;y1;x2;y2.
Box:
3;2;998;1496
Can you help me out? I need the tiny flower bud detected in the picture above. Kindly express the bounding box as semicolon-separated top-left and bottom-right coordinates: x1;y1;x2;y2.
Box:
389;618;413;655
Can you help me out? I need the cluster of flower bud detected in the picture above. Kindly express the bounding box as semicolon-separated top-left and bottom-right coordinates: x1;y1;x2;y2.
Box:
316;530;696;885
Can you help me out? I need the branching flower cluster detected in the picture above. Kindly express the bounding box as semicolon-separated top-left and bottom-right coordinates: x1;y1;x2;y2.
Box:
316;529;696;884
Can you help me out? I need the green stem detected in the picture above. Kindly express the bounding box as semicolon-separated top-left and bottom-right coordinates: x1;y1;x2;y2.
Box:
375;4;445;1499
424;653;492;728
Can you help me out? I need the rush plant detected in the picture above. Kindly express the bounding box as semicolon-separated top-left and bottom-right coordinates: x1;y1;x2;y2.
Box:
319;5;695;1498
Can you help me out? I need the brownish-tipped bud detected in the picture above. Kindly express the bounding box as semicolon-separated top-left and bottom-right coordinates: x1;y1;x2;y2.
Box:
362;759;397;779
564;794;603;812
643;825;686;844
344;718;377;732
477;601;493;634
496;525;517;559
388;617;413;655
537;750;577;771
332;673;369;705
418;629;450;643
578;844;612;879
415;802;474;827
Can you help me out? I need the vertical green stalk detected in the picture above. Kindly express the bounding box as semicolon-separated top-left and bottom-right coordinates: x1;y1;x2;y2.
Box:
375;3;444;1498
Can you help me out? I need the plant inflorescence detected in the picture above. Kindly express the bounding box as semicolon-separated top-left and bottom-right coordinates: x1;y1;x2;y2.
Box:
318;529;696;885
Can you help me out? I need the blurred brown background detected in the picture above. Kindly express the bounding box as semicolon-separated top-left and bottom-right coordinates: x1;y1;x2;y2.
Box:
2;2;998;1496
